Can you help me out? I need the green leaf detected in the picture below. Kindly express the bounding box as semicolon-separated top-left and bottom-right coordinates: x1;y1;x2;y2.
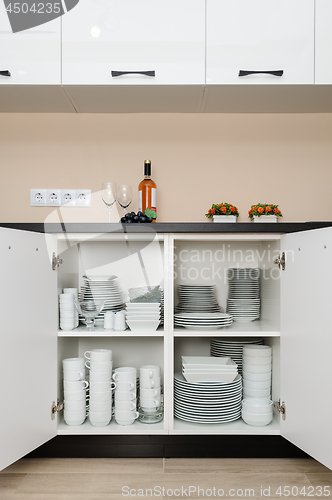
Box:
144;208;157;219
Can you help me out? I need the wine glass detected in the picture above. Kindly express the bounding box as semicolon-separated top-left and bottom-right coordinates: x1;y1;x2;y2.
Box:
101;182;118;222
75;299;105;330
117;185;133;216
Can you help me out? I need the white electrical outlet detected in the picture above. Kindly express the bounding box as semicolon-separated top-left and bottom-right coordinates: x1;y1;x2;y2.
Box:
75;190;91;207
46;189;61;206
30;189;46;206
61;189;76;207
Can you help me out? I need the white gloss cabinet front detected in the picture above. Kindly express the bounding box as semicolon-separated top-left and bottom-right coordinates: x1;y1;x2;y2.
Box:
62;0;205;85
206;0;315;85
0;5;61;85
315;0;332;83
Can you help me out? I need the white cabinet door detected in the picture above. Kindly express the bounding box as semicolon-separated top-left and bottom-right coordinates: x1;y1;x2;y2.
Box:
0;4;61;84
207;0;314;85
315;0;332;83
62;0;205;85
0;228;58;471
280;227;332;470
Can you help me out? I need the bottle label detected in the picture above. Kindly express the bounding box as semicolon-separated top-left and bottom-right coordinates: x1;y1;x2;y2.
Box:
151;188;157;211
138;190;142;212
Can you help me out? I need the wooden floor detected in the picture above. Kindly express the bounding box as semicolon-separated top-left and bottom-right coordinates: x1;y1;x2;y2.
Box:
1;458;331;499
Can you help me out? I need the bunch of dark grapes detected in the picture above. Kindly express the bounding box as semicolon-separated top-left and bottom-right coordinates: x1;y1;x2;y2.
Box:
121;211;153;223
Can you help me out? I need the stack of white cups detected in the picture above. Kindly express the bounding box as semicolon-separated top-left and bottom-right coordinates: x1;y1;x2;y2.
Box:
59;293;76;331
139;365;162;411
84;349;114;427
242;345;272;398
113;367;139;425
63;358;89;426
63;288;79;327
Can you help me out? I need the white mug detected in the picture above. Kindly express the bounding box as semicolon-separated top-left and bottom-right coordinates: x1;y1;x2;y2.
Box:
113;312;126;331
114;380;135;391
89;400;112;412
139;365;161;379
64;380;89;391
140;377;160;389
89;371;113;383
63;358;85;371
89;392;112;402
139;397;161;408
114;409;139;426
63;370;85;381
63;288;78;295
114;399;137;411
104;311;114;330
64;399;87;411
84;349;112;362
89;411;111;427
85;360;113;372
64;409;86;426
89;381;116;392
114;390;136;401
139;387;161;398
112;367;136;381
63;390;87;401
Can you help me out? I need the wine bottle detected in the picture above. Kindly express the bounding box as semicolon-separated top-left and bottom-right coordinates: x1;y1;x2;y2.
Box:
138;160;157;219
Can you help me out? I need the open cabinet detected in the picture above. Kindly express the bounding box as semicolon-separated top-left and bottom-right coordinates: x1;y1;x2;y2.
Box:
1;225;331;471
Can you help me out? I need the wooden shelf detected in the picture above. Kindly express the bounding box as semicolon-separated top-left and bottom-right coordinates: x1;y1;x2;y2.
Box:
173;321;280;337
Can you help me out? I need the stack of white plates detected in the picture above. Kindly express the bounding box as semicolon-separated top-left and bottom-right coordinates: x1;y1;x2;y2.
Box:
176;285;223;313
125;302;161;332
78;275;125;325
182;356;238;383
160;289;164;326
210;337;264;373
226;268;260;322
174;372;242;423
242;345;272;398
174;312;233;330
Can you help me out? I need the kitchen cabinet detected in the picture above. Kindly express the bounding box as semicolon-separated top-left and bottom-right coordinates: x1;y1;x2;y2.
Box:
315;0;332;84
0;6;61;85
206;0;315;85
62;0;205;86
1;224;332;471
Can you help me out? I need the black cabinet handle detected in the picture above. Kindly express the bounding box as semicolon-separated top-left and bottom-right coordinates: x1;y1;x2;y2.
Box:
111;70;155;78
0;70;11;77
239;70;283;77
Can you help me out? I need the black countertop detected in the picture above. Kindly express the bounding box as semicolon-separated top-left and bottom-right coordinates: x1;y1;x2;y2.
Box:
1;221;332;233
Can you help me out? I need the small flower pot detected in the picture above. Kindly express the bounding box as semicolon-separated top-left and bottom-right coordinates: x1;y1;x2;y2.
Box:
252;215;278;223
213;215;237;223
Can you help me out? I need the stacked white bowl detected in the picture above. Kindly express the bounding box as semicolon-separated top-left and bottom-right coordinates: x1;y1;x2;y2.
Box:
242;345;273;426
139;365;162;410
84;349;114;427
63;358;88;426
113;367;139;425
242;398;273;426
59;293;77;331
63;288;79;327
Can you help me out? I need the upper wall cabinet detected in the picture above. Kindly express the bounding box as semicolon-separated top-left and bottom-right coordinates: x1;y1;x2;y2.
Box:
0;5;60;85
62;0;205;85
206;0;315;85
315;0;332;84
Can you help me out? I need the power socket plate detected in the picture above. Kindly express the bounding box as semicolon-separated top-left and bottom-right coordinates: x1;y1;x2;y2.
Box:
30;189;91;207
46;189;61;206
75;190;91;207
30;189;46;206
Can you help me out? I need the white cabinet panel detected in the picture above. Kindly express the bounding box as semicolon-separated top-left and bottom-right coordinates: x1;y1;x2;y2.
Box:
0;6;61;85
62;0;205;85
207;0;314;85
280;227;332;470
315;0;332;83
0;229;57;471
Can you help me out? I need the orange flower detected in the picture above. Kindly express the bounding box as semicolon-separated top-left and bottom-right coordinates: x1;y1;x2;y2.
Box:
221;206;227;213
211;208;216;214
253;206;258;211
249;209;252;215
265;206;272;212
231;207;235;212
258;207;264;214
273;208;278;214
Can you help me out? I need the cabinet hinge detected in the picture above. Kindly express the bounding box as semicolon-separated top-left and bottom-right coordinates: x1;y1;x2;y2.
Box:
51;399;63;420
274;252;286;271
52;252;63;271
274;399;286;420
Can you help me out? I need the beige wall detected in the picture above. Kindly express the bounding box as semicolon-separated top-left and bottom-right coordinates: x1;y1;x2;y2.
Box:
1;113;332;223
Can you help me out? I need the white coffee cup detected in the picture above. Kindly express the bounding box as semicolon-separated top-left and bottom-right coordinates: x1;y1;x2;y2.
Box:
60;323;75;331
114;311;126;331
89;392;112;402
114;409;139;426
89;400;112;412
64;399;87;411
84;349;112;362
140;397;161;408
139;387;161;398
63;390;87;401
64;409;86;426
89;381;116;392
112;367;137;381
114;390;136;401
104;311;114;329
89;371;113;383
63;370;85;381
85;360;112;372
139;365;161;379
89;411;111;427
115;380;135;391
63;288;78;295
63;358;85;371
140;377;160;389
114;399;137;411
64;380;89;391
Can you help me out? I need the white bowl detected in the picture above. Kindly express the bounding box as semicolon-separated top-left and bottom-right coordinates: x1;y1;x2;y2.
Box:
242;397;273;414
242;355;272;366
243;379;271;390
242;409;273;426
242;371;271;382
243;387;271;398
242;363;271;374
243;345;272;357
126;319;160;332
183;371;237;383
